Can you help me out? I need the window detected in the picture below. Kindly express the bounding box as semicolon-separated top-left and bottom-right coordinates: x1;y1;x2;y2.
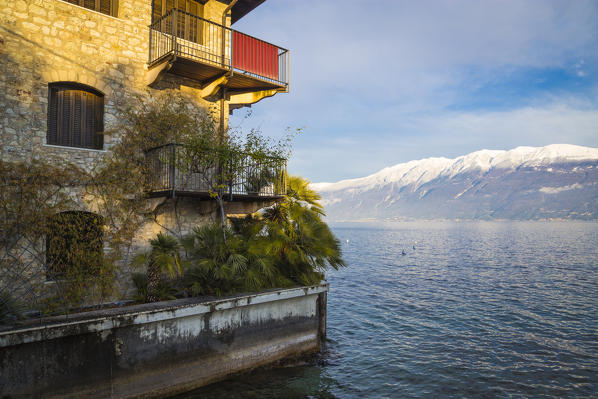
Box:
152;0;204;43
47;83;104;150
63;0;118;17
46;212;104;280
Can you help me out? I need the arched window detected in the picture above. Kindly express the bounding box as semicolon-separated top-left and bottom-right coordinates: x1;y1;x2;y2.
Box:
63;0;118;17
47;83;104;150
46;211;104;279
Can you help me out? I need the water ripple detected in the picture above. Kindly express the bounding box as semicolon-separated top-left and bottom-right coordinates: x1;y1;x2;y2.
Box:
177;221;598;398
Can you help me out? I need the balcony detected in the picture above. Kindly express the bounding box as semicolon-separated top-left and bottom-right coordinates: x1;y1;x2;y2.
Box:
145;144;287;201
148;9;289;93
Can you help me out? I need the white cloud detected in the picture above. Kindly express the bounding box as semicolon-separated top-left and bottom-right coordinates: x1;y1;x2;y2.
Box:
298;102;598;181
239;0;598;95
232;1;598;182
540;184;583;194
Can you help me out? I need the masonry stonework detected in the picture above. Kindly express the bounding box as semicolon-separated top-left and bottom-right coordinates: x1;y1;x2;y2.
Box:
0;0;231;167
0;0;283;298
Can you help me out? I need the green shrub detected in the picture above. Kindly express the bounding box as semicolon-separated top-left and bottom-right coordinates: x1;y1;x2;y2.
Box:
183;176;344;296
131;272;178;302
182;222;287;297
131;233;184;302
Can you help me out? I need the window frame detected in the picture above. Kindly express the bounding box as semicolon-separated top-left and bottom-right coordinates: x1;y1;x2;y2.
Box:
62;0;119;17
47;82;105;151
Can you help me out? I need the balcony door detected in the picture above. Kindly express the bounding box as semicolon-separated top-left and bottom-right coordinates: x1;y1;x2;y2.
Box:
152;0;204;44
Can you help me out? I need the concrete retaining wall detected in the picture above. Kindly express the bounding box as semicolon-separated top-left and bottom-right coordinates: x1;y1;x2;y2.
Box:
0;284;328;398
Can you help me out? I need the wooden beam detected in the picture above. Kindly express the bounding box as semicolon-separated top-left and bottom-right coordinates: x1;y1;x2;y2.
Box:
228;89;279;106
200;74;229;99
145;56;175;87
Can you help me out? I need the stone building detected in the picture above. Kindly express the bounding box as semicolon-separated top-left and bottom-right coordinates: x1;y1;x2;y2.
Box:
0;0;289;300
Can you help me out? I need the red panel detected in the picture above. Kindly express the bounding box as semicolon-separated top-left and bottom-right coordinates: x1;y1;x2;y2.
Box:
233;31;278;80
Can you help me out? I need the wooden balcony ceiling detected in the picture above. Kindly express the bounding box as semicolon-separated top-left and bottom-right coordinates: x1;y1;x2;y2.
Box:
227;72;285;91
229;0;267;24
169;57;228;83
170;57;286;91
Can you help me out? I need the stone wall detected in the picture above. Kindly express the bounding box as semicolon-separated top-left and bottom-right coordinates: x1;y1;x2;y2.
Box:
0;0;230;167
0;283;329;398
0;0;275;297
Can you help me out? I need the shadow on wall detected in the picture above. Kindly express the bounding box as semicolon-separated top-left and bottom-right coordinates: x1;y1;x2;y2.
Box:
0;24;141;322
0;21;229;324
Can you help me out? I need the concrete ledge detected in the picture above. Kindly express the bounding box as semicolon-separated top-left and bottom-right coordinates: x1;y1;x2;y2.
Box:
0;283;329;398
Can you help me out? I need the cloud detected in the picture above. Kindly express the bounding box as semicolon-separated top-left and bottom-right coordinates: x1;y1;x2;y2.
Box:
540;184;584;194
297;102;598;182
239;0;598;94
232;1;598;182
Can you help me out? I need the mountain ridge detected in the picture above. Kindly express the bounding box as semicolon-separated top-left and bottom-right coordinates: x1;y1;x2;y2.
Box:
312;144;598;221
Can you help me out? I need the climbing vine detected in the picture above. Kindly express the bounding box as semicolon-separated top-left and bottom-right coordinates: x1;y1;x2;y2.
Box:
0;90;299;321
0;89;344;324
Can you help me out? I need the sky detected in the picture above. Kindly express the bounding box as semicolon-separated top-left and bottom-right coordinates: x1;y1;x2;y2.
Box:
231;0;598;183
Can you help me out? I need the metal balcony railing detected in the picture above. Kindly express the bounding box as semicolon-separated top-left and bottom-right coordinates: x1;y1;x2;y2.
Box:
145;144;287;199
149;9;289;88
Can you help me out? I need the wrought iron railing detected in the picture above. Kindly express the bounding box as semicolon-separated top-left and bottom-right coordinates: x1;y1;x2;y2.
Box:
145;144;287;198
149;9;289;87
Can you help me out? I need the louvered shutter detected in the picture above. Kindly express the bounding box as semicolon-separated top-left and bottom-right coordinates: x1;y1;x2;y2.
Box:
56;89;65;145
187;1;198;43
99;0;113;16
79;91;89;148
152;0;163;23
47;84;103;150
59;90;72;147
165;0;175;12
165;0;175;33
95;94;104;149
89;91;102;150
61;0;115;16
176;0;185;38
83;0;95;9
47;87;58;145
72;90;82;148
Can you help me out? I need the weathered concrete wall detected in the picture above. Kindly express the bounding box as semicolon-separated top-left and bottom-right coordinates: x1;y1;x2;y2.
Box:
0;283;329;398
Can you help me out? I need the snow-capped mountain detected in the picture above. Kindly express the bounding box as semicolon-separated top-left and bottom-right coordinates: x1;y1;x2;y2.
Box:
312;144;598;221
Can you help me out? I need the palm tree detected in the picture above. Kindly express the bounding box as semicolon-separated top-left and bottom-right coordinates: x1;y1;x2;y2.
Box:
183;224;247;296
261;176;344;285
133;233;183;302
285;175;325;215
183;222;285;296
182;176;344;296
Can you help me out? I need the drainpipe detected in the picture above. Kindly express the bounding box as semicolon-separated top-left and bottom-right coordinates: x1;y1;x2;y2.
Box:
221;0;237;69
219;88;226;138
220;0;237;137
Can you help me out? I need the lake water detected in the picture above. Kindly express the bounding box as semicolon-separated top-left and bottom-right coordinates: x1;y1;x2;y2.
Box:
176;221;598;398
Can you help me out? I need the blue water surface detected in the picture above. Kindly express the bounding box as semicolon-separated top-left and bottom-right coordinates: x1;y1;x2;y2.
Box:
176;221;598;398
